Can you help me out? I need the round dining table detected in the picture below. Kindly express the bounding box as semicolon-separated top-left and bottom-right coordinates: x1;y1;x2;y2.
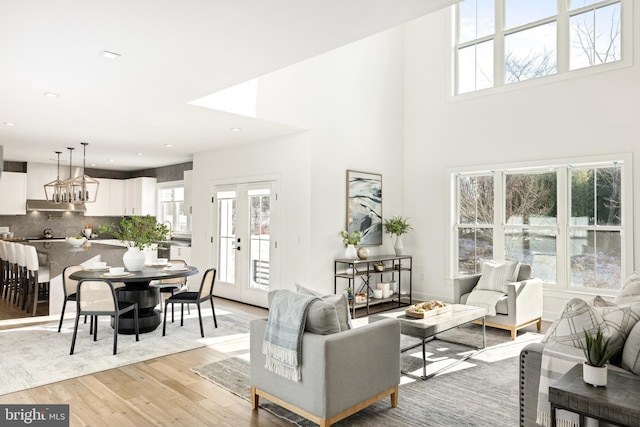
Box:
70;265;199;334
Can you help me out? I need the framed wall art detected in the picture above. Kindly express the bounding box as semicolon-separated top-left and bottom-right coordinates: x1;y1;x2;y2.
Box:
346;170;382;246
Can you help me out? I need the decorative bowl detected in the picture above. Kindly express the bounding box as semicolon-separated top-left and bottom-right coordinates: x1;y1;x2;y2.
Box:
373;263;385;272
66;236;87;247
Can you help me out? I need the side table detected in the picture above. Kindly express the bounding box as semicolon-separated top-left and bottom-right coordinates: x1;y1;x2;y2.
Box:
549;364;640;427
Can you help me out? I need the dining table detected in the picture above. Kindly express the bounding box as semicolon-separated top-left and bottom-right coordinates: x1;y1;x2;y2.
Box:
70;264;199;334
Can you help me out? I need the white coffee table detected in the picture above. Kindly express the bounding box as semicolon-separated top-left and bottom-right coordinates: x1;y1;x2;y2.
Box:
370;304;487;380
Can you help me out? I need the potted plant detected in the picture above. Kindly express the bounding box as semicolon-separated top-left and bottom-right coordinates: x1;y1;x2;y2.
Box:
383;216;413;255
581;328;616;387
340;230;361;259
99;215;169;271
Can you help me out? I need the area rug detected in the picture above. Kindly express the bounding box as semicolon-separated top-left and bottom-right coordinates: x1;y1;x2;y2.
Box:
0;307;250;396
191;324;542;427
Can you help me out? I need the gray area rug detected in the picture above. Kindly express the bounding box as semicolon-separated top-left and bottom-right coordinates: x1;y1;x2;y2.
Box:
192;324;542;427
0;307;250;396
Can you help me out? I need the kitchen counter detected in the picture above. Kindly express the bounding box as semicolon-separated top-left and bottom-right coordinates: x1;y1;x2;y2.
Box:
25;241;127;316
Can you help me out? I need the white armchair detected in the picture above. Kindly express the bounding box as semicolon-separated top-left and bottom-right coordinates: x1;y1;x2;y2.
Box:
453;263;543;340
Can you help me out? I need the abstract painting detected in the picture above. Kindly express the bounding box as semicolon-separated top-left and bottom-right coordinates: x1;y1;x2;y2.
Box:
346;170;382;246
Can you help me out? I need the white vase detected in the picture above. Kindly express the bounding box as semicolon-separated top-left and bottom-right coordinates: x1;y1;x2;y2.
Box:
394;235;404;255
583;362;607;387
123;247;146;272
345;244;358;259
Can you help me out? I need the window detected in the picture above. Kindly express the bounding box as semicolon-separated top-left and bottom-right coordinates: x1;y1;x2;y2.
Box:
455;0;626;95
451;154;632;293
157;182;191;236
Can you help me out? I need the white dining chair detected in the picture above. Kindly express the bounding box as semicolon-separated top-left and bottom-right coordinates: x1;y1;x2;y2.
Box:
24;245;50;316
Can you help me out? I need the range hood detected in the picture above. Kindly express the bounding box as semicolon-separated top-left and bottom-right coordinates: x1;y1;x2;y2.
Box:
26;199;86;212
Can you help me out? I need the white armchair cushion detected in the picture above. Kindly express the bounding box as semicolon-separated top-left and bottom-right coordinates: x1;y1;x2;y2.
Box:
295;284;352;331
474;260;520;293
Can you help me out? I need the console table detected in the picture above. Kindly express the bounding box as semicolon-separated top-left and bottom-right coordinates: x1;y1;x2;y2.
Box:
334;255;412;318
549;364;640;427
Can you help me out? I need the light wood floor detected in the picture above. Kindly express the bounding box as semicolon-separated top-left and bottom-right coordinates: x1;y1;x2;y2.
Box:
0;297;293;427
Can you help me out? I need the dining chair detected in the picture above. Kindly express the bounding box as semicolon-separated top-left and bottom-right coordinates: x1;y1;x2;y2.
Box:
58;265;86;332
70;278;139;355
162;267;217;337
24;245;50;316
152;259;189;321
0;241;8;298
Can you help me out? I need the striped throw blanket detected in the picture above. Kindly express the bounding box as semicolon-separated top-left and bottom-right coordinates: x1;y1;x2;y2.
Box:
262;290;319;382
536;342;597;427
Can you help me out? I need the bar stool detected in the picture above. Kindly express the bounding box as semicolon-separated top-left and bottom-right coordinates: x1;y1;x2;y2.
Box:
0;241;7;298
5;242;20;305
15;243;30;310
24;245;50;316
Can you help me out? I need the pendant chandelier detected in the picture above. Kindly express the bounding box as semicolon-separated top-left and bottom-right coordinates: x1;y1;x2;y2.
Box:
68;142;99;203
43;143;99;204
43;151;67;203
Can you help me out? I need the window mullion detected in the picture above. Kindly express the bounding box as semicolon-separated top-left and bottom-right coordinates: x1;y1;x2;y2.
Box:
556;166;569;289
557;0;569;73
494;0;505;87
494;171;505;259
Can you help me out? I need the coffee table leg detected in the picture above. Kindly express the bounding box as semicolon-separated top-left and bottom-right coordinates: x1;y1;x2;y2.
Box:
422;339;427;379
482;317;486;349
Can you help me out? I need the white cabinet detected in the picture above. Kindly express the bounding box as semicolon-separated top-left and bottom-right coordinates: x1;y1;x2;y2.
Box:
0;172;27;214
170;245;191;264
109;179;125;216
83;178;110;216
124;177;157;216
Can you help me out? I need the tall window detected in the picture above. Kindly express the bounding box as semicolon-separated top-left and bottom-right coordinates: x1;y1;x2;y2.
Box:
452;155;631;293
158;183;191;235
455;0;625;95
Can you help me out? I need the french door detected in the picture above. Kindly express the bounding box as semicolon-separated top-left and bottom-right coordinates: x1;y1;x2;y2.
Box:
212;181;277;307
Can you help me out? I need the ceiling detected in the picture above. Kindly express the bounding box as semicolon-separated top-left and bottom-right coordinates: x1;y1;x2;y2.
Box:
0;0;457;171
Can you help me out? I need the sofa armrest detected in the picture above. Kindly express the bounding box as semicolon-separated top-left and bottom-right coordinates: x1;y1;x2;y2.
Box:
250;317;400;419
453;274;481;303
520;342;546;427
507;279;543;325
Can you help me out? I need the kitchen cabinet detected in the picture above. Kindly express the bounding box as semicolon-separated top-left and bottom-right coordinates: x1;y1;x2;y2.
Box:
124;177;157;216
170;245;191;264
83;178;110;216
0;172;27;215
184;170;193;216
109;179;125;216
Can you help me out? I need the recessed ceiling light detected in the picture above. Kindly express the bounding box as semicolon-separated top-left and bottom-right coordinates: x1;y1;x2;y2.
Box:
136;152;143;156
108;159;115;163
230;128;243;132
90;163;96;167
44;92;60;98
3;122;16;126
101;50;121;60
165;144;173;148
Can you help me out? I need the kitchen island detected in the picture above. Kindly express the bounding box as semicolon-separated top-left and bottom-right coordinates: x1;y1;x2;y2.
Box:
25;241;127;316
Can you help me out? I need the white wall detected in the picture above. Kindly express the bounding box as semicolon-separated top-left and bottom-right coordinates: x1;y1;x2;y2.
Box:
402;6;640;318
191;28;407;301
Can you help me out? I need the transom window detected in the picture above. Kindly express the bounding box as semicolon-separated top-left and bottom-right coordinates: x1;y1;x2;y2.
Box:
455;0;626;95
450;154;632;293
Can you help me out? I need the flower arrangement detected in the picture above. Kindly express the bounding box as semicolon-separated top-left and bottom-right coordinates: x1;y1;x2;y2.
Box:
340;230;362;245
581;328;616;367
98;215;169;250
383;216;413;236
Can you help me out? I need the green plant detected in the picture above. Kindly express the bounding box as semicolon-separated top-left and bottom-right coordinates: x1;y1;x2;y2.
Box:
383;216;413;236
98;215;169;250
340;230;361;245
581;328;616;367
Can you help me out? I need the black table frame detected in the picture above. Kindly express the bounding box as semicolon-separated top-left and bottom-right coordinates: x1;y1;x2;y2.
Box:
70;266;198;334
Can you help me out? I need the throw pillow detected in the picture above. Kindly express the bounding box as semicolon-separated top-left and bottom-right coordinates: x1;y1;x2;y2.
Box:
295;284;352;331
621;321;640;374
614;272;640;305
267;290;341;335
543;296;640;363
474;260;521;294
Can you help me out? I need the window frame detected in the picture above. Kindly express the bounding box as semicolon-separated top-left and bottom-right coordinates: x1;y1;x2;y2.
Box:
446;153;633;297
448;0;633;99
157;180;191;238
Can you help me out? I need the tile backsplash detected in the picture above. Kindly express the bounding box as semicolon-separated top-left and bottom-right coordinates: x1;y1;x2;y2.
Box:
0;212;124;239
